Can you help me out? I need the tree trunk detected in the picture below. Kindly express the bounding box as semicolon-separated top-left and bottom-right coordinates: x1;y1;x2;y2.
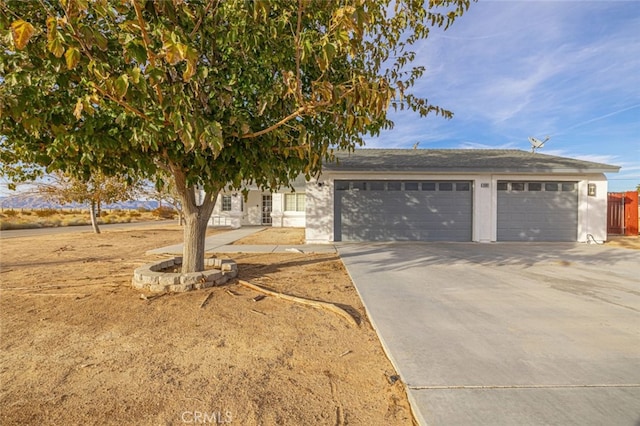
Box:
180;191;217;272
89;200;101;234
170;164;219;273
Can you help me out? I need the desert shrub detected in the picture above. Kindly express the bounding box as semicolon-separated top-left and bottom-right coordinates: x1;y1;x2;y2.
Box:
137;206;150;213
4;209;18;217
62;218;89;226
22;210;33;216
128;210;141;218
35;208;58;217
42;219;62;227
152;206;176;219
0;221;42;230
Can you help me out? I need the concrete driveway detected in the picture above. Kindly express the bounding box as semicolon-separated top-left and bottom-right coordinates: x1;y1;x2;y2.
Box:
337;242;640;426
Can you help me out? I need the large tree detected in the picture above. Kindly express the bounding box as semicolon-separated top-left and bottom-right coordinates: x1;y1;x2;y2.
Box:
1;0;471;272
37;171;142;233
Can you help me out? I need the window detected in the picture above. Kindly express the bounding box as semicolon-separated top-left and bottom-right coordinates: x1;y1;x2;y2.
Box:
456;182;470;191
387;181;402;191
562;183;576;192
438;182;453;191
285;193;306;212
545;183;559;192
404;182;419;191
422;182;436;191
497;182;508;191
351;181;367;191
335;181;349;191
369;181;385;191
511;182;525;191
528;182;542;191
221;195;232;211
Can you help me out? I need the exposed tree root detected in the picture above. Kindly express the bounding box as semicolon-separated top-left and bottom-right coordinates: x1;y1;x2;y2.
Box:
237;279;359;327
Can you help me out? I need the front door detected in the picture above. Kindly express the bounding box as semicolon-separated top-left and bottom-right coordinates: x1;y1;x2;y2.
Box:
262;195;272;225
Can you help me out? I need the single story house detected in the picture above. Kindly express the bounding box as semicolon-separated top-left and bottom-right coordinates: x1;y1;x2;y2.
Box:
210;149;620;243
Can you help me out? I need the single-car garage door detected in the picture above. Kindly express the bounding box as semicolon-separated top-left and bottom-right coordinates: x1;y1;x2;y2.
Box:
334;180;472;242
497;181;578;241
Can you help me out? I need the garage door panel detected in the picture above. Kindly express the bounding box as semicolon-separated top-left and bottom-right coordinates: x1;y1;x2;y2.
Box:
335;180;472;242
343;227;472;242
497;181;577;242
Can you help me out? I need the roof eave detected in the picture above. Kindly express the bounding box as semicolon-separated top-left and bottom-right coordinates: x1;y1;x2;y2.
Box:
324;166;621;174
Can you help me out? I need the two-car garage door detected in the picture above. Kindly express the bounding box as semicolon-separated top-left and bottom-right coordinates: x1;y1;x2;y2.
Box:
333;179;579;242
334;180;473;242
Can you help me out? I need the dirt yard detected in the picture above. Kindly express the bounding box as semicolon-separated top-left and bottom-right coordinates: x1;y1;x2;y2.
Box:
232;227;306;245
605;235;640;250
0;225;414;425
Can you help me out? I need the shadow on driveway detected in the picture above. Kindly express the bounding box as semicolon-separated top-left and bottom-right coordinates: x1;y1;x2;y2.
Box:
338;242;640;426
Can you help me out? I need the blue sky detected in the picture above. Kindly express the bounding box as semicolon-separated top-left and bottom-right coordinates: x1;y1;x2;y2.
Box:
365;0;640;191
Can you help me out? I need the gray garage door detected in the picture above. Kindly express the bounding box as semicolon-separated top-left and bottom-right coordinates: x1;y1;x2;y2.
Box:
334;180;472;242
497;181;578;241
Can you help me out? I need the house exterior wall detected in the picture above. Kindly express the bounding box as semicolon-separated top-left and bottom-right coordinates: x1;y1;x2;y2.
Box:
579;174;609;242
305;172;610;243
209;194;233;227
305;178;334;243
210;190;306;228
272;193;306;228
209;193;244;228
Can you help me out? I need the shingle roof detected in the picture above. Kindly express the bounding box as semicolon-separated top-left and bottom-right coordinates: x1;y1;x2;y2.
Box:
324;149;620;174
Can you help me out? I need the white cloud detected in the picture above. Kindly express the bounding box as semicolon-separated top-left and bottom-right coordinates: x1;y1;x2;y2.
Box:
368;0;640;179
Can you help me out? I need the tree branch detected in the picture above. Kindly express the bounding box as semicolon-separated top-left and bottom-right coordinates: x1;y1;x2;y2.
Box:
190;0;220;38
294;0;304;104
239;85;356;140
131;0;165;108
90;83;152;121
131;0;157;65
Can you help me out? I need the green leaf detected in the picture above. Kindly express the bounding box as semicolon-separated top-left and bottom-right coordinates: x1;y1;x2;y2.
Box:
114;74;129;99
94;31;108;51
11;20;35;50
65;47;81;70
73;98;84;119
126;42;147;63
130;67;141;84
183;46;198;81
147;67;164;85
164;41;186;65
47;36;65;58
324;42;337;63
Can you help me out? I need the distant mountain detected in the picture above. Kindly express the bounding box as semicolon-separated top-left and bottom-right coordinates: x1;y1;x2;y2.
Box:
0;195;160;210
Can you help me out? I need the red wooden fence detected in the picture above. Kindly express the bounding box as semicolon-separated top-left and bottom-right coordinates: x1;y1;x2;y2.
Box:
607;191;639;236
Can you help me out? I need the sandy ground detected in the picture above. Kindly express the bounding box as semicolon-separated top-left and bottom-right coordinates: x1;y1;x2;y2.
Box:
232;228;306;245
605;235;640;250
0;225;413;425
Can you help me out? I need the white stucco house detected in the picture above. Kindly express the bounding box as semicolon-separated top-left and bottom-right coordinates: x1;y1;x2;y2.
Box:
210;149;620;243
